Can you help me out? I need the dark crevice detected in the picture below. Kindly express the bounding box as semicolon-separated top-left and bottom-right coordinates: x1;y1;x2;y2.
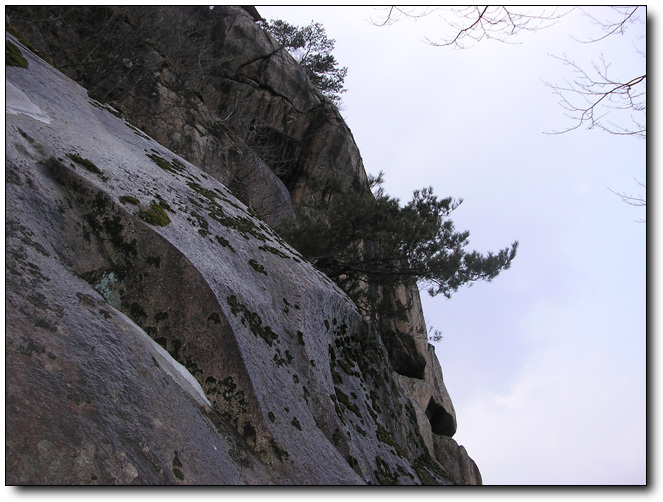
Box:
425;397;455;437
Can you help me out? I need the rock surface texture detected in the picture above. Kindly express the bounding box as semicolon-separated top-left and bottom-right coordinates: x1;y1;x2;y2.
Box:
5;6;481;485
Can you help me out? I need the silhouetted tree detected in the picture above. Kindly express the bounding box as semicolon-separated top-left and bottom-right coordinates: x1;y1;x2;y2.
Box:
279;173;518;308
261;19;348;105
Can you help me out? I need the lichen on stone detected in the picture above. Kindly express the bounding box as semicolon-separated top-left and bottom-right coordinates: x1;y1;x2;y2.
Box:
93;271;120;307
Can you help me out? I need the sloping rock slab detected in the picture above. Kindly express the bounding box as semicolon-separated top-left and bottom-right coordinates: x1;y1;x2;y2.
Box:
5;34;455;485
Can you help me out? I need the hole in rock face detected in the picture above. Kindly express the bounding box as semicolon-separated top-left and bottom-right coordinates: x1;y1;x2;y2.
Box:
380;329;427;380
425;397;455;437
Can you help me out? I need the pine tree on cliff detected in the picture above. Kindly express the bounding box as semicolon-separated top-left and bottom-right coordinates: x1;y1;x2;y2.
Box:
279;173;518;320
261;19;348;106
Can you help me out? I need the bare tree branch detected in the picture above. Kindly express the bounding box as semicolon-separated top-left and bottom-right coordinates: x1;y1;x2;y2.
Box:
370;6;436;27
426;6;489;48
608;178;646;222
372;6;569;48
370;5;646;213
371;6;645;140
544;53;646;139
572;6;641;43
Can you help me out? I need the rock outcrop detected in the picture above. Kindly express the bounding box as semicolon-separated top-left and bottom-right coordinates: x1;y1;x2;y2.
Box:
6;6;367;222
5;6;481;485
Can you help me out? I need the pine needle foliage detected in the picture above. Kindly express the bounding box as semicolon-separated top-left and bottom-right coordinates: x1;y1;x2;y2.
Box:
279;174;518;301
261;19;348;105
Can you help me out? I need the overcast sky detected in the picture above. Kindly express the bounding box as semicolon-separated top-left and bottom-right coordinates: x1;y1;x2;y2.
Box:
259;4;647;486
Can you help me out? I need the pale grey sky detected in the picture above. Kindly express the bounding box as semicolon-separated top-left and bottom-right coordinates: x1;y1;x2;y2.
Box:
259;4;647;486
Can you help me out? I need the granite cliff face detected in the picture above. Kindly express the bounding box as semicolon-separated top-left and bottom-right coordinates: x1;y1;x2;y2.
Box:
7;5;367;224
5;6;481;485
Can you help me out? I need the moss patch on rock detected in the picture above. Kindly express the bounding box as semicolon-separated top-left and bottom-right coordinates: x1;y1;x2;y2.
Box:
334;387;361;418
377;424;405;458
375;456;400;485
185;181;269;242
226;295;279;346
412;453;450;486
146;151;186;174
248;258;267;275
119;195;140;205
189;211;209;237
66;153;102;175
259;244;290;260
139;201;171;226
214;235;235;253
6;26;34;51
6;40;28;68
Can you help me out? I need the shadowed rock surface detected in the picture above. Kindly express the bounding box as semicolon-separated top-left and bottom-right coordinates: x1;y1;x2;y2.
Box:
5;7;481;485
